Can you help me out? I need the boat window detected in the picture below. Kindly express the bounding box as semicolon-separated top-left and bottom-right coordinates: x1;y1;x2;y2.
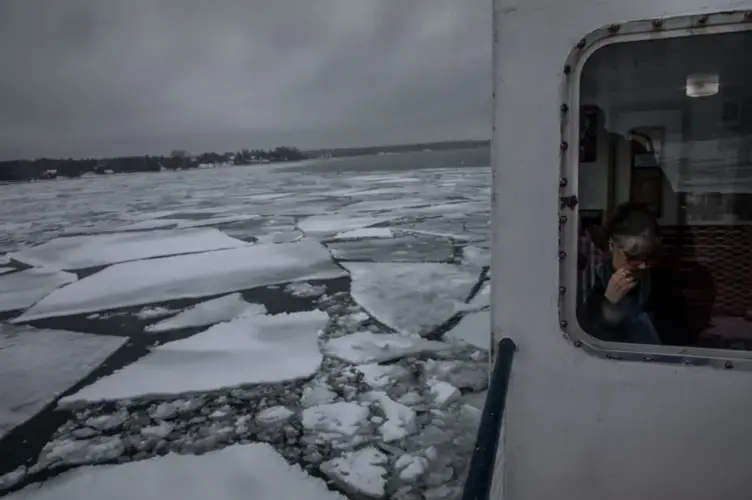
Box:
575;29;752;351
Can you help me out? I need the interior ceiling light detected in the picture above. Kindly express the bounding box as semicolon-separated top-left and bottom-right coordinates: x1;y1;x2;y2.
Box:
686;73;719;97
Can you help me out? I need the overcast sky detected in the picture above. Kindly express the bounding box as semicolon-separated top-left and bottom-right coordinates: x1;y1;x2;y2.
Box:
0;0;491;160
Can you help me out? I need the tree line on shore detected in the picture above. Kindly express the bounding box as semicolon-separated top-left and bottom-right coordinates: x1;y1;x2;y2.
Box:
0;147;306;182
0;139;490;182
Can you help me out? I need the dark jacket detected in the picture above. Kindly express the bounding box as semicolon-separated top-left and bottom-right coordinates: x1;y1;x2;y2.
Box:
577;264;691;346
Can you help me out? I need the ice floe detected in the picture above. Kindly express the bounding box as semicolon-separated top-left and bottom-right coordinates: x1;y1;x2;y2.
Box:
330;227;394;240
9;228;245;270
326;233;454;262
5;443;346;500
144;293;262;333
0;268;77;314
15;240;345;322
58;310;329;404
444;309;490;350
0;325;126;439
323;331;450;364
341;262;480;336
297;214;394;237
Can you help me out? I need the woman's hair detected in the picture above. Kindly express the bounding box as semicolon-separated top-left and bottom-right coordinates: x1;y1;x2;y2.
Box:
603;202;660;258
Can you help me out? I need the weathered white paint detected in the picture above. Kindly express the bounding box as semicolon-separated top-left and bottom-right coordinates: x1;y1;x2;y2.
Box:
490;3;752;500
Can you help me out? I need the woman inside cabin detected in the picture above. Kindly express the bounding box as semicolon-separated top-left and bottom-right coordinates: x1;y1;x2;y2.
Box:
577;202;689;345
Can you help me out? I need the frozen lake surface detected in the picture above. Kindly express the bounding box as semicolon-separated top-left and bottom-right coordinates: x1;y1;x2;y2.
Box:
0;149;491;499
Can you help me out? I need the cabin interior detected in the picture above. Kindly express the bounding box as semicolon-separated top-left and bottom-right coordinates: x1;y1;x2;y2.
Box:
576;29;752;350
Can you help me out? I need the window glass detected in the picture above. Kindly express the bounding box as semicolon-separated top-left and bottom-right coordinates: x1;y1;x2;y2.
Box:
575;29;752;350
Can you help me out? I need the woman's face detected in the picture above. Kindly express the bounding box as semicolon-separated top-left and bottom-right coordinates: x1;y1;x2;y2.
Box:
611;236;654;277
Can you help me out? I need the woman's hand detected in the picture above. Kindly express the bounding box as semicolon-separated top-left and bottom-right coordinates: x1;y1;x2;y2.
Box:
604;268;637;304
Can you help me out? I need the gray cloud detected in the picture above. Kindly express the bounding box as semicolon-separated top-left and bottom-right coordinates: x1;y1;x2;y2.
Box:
0;0;491;159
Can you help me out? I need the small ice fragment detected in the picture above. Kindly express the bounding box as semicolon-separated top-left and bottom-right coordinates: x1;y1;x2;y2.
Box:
284;282;327;298
398;455;428;482
321;447;388;499
428;380;461;407
301;379;337;408
370;392;417;442
301;402;369;438
354;363;409;388
256;406;294;426
140;421;174;439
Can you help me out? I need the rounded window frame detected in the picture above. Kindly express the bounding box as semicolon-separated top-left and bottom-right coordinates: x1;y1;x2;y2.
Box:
558;11;752;370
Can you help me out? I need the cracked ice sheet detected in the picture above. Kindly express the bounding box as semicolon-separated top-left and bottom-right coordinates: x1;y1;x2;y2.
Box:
0;268;77;314
59;310;328;404
15;240;346;322
341;262;481;336
9;228;246;270
4;443;346;500
0;325;126;440
144;293;263;333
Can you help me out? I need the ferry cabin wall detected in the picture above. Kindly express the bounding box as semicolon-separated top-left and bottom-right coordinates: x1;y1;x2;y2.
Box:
491;2;752;500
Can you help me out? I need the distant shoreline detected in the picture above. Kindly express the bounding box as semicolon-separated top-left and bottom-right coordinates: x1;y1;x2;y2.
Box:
0;140;490;183
0;141;490;185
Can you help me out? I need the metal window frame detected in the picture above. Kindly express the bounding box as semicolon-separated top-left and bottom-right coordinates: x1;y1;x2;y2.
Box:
558;11;752;371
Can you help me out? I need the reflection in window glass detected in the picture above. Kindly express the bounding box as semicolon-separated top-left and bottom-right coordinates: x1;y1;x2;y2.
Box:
575;30;752;351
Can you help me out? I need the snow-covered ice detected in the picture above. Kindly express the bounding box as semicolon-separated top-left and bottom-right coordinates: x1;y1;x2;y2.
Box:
0;325;126;439
321;447;388;499
14;241;346;322
324;331;450;364
9;228;246;270
427;380;462;407
342;262;480;336
369;391;417;442
354;363;409;388
0;268;76;313
59;310;329;404
6;443;346;500
395;454;429;482
144;293;262;333
301;402;369;439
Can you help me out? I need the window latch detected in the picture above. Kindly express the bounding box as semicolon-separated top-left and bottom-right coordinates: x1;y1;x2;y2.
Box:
560;195;578;209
